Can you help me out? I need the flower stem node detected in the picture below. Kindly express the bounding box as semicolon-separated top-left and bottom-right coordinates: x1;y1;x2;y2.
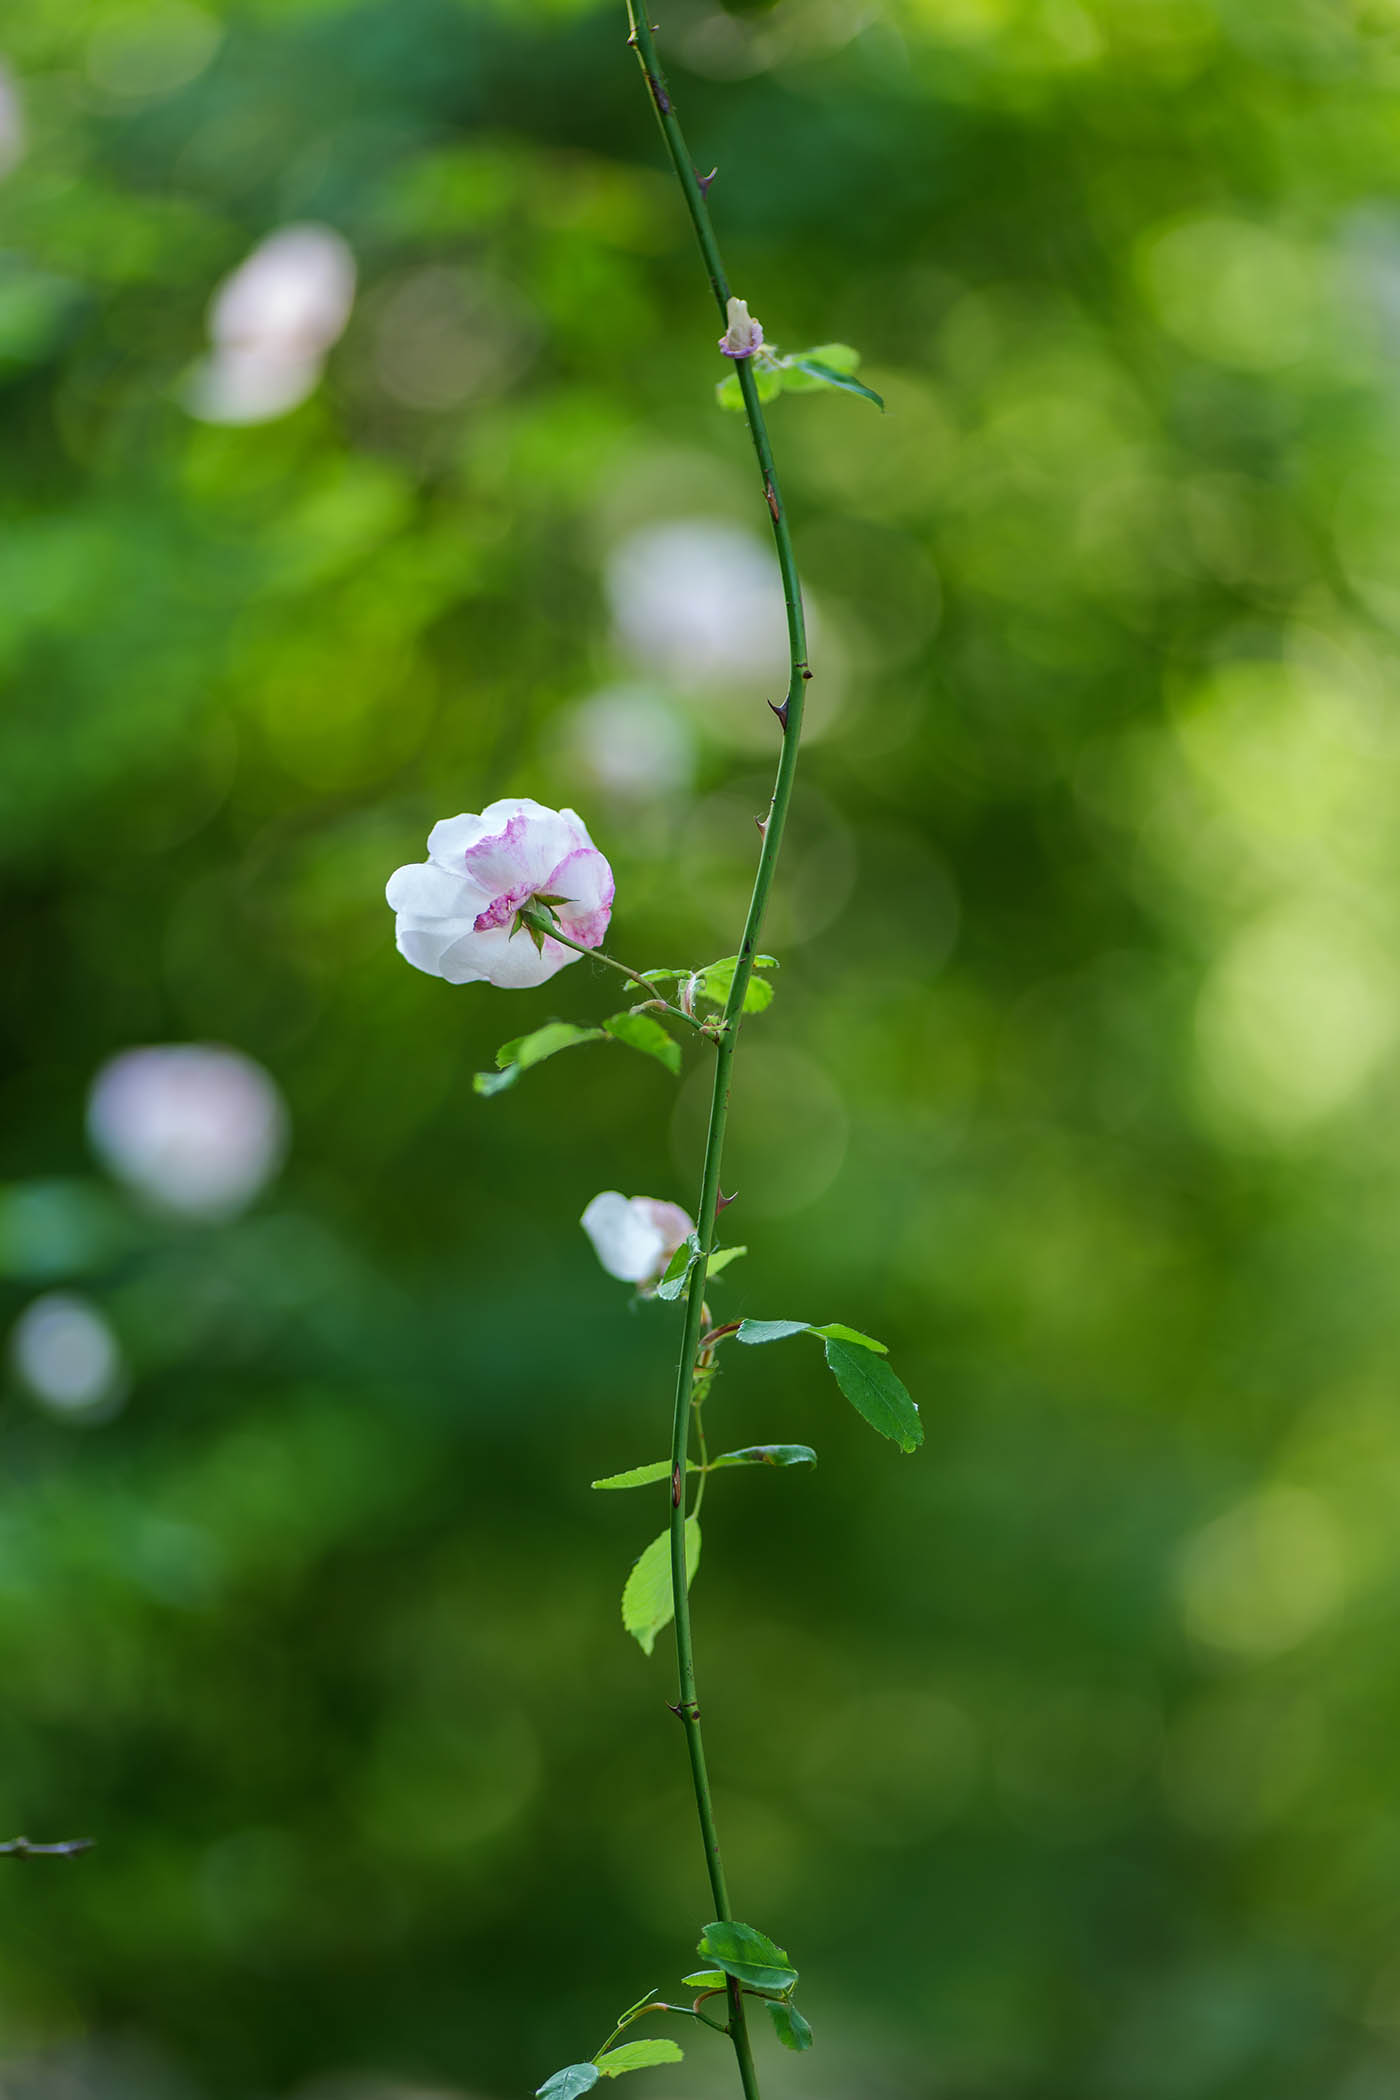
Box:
718;297;763;360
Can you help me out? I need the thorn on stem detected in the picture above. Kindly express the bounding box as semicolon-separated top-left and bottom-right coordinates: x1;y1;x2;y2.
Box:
768;695;789;731
755;814;768;839
716;1189;738;1213
696;166;718;196
764;478;781;522
671;1463;683;1508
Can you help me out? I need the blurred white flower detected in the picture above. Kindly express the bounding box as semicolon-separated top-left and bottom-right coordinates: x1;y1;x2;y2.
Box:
606;519;786;688
566;687;695;800
0;59;25;179
87;1045;289;1218
186;223;355;426
605;518;841;748
581;1192;693;1286
10;1293;126;1415
185;346;324;424
718;295;764;359
387;798;614;989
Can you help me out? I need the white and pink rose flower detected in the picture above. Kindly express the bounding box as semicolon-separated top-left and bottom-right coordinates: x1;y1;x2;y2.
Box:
387;798;614;990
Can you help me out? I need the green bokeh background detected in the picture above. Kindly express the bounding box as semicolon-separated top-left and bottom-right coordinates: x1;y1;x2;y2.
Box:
4;0;1400;2094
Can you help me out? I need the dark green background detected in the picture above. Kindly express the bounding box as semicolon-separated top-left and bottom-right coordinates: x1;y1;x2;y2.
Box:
4;0;1400;2094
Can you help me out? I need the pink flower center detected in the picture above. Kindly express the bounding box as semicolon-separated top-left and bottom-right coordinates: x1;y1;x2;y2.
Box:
474;882;546;934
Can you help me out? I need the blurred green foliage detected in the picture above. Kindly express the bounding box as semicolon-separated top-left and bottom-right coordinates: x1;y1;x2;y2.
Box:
4;0;1400;2095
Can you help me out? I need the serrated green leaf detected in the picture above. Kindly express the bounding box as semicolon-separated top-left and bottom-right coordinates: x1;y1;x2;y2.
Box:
537;2067;600;2100
705;1244;746;1279
655;1232;700;1303
768;2001;814;2051
785;357;884;410
592;1461;677;1491
823;1338;923;1453
692;955;777;1015
681;1969;726;1990
809;1322;887;1353
602;1011;681;1077
736;1319;811;1345
716;364;781;412
495;1022;603;1072
596;2040;683;2077
622;1518;700;1655
710;1444;817;1471
696;1920;798;1994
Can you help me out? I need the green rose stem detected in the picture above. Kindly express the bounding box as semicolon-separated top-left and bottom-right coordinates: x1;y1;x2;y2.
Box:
518;909;703;1029
623;11;813;2098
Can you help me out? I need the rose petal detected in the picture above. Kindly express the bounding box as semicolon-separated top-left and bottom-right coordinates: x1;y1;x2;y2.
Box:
581;1192;667;1283
634;1199;694;1264
437;921;580;990
461;802;580;896
385;860;487;919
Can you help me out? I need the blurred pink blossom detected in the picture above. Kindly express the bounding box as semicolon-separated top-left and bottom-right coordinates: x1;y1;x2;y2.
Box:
186;223;355;425
87;1045;288;1218
9;1292;126;1415
581;1192;694;1286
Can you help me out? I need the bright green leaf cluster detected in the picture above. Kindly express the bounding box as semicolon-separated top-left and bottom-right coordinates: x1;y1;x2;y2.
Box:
691;954;778;1015
717;343;883;414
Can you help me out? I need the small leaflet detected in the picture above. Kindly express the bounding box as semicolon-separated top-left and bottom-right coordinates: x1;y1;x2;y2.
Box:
622;1518;701;1655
